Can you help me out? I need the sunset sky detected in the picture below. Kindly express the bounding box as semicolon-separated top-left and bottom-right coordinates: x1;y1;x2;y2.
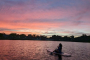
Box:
0;0;90;37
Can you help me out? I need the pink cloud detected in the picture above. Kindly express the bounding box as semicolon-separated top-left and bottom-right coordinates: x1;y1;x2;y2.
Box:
0;20;64;30
0;0;90;36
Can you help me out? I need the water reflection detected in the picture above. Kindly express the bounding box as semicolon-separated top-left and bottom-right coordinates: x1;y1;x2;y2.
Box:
0;40;90;60
57;55;62;60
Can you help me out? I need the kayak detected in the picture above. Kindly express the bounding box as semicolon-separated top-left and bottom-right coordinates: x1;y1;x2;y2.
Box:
47;49;71;57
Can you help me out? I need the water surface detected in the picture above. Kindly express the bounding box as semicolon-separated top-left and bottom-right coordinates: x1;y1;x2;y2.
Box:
0;40;90;60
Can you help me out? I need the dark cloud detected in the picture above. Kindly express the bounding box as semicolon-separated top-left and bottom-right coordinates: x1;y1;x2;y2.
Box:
12;18;68;24
61;30;89;36
0;28;18;31
67;0;90;25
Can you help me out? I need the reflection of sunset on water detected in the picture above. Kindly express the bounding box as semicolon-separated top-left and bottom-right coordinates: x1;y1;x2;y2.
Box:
0;40;90;60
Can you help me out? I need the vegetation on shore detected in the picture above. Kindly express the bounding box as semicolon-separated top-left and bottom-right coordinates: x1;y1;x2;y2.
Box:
0;33;90;42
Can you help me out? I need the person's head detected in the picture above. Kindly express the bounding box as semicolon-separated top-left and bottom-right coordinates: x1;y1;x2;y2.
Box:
59;43;62;46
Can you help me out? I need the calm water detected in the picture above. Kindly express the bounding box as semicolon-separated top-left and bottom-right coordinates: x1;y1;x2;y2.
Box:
0;40;90;60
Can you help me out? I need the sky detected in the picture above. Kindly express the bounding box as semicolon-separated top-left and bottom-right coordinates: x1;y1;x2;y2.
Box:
0;0;90;37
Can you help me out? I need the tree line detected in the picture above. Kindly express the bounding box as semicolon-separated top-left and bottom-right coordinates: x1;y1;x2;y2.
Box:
0;33;90;42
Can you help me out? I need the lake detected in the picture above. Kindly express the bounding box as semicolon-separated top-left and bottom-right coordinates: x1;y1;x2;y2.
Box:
0;40;90;60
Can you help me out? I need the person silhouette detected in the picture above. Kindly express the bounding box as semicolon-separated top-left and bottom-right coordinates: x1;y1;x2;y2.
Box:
58;43;62;53
53;43;62;53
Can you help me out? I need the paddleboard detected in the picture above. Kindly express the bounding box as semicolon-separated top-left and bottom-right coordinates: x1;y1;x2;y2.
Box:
47;49;71;57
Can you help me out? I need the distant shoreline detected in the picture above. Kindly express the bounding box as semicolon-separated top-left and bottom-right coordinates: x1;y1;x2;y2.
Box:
0;33;90;43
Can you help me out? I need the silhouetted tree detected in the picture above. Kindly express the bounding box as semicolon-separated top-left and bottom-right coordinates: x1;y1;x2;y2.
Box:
0;33;90;42
70;35;74;41
0;33;6;39
50;35;62;41
8;33;18;40
27;34;33;40
40;35;47;40
19;34;26;40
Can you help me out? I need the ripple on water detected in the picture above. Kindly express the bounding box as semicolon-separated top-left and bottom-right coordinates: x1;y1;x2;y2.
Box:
0;40;90;60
